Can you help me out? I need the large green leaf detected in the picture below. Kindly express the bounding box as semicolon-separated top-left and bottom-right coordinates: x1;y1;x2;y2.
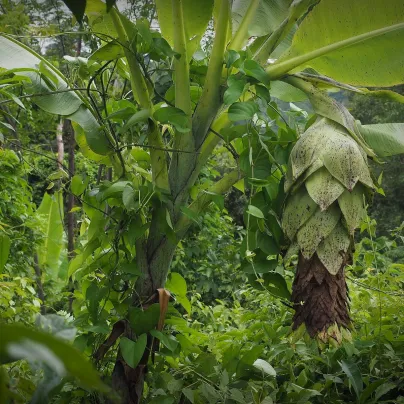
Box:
0;323;107;392
357;123;404;157
69;106;111;155
339;360;363;399
155;0;214;56
36;191;64;274
0;35;110;155
267;0;404;86
0;35;82;115
232;0;292;37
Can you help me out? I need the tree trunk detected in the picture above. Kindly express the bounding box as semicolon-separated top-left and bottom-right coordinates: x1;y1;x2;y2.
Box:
109;234;176;404
56;119;64;170
64;120;76;259
291;252;351;337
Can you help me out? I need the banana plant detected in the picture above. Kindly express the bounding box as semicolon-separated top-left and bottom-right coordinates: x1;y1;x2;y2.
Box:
1;0;404;401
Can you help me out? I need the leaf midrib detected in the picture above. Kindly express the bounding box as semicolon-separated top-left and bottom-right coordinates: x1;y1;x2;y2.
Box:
266;22;404;80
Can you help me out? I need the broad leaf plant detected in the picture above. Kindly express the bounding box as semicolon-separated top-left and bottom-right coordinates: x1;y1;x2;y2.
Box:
1;0;404;401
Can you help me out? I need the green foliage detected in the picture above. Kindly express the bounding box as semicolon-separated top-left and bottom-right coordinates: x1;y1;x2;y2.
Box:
142;232;404;403
0;149;41;278
172;206;244;303
0;0;404;403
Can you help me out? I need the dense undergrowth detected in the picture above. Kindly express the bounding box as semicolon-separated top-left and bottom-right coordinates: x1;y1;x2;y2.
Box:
1;148;404;403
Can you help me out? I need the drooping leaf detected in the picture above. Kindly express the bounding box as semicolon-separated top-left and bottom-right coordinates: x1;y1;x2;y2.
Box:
305;167;345;211
61;0;87;22
155;0;214;56
268;0;404;86
0;36;82;115
72;122;110;163
0;323;107;392
316;222;350;275
339;360;363;399
36;191;64;274
120;334;147;369
297;203;340;258
232;0;292;38
357;122;404;157
263;272;291;299
0;36;107;156
89;41;124;62
69;106;111;155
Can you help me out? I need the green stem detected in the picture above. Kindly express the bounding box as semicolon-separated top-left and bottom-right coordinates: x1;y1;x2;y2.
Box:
169;0;194;199
110;8;170;191
228;0;260;50
110;9;151;109
266;22;404;80
253;0;319;64
192;0;229;149
171;0;191;118
175;169;242;235
253;19;289;64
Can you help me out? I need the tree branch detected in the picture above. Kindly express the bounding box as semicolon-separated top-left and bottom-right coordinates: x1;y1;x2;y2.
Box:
175;169;243;236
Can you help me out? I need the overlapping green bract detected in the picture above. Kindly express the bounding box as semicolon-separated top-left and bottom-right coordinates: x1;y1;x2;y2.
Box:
283;118;373;275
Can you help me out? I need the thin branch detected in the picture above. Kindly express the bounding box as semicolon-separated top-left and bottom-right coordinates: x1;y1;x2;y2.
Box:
6;140;73;176
208;126;239;161
118;143;200;154
347;276;404;297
